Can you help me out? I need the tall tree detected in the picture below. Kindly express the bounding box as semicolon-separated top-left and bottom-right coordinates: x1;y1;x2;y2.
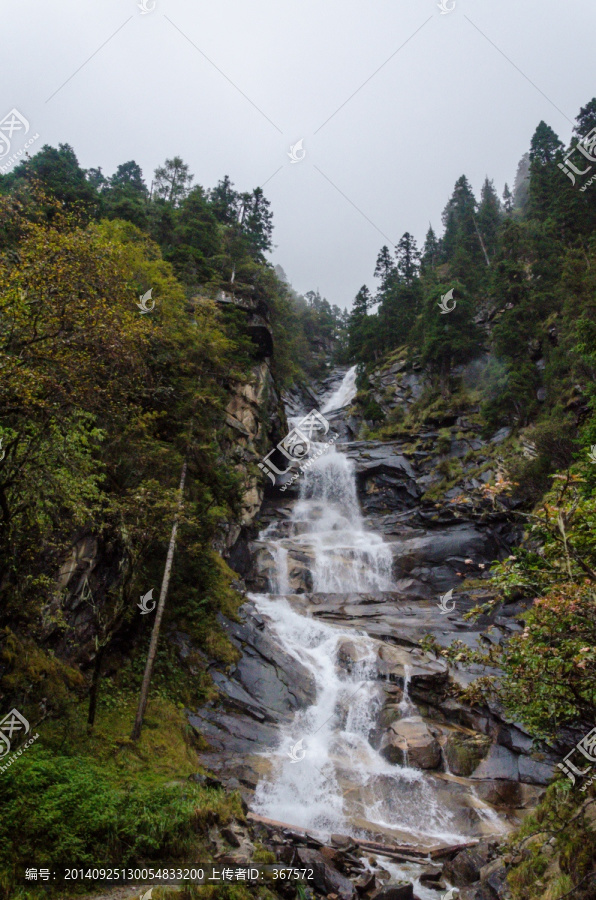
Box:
1;143;98;210
131;461;187;742
395;232;420;283
476;177;502;264
441;176;485;287
109;160;147;195
209;175;239;225
421;225;439;273
502;183;513;215
153;156;194;205
374;245;396;288
239;187;273;257
348;286;374;361
528;122;564;219
512;152;531;213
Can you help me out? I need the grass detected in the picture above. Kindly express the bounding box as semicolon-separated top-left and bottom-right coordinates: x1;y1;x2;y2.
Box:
0;697;244;900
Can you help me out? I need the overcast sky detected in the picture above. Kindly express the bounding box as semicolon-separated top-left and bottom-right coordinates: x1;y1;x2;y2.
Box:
3;0;595;308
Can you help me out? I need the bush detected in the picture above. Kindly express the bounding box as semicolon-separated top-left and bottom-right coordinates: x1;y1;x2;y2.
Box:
507;416;576;504
0;749;241;898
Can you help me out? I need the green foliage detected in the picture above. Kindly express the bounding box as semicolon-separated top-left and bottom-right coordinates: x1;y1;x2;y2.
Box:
345;95;596;418
0;697;244;899
435;472;596;737
506;783;596;900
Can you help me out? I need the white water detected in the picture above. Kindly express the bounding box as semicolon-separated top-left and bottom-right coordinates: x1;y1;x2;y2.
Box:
251;593;464;843
251;367;504;848
292;447;393;593
321;365;358;413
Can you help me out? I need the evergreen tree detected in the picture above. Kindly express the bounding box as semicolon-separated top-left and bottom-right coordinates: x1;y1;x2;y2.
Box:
110;161;147;195
512;152;531;213
394;232;420;283
574;97;596;140
476;177;502;263
421;225;439;273
528;122;564;219
418;280;479;396
86;167;107;192
209;175;239;225
239;187;273;257
154;156;194;206
441;176;485;289
0;143;98;210
348;286;374;361
502;183;513;215
103;160;148;229
165;185;220;287
374;245;396;288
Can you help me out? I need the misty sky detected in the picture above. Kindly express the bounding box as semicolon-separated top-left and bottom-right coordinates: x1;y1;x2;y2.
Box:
3;0;595;308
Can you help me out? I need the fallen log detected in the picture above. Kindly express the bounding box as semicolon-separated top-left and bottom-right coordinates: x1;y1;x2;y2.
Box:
246;813;477;864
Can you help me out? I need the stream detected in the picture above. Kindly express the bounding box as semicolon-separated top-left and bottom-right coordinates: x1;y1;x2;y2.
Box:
248;368;508;867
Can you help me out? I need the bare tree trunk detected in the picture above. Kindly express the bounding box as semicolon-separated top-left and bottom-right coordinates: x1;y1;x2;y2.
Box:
131;460;187;741
472;216;491;267
87;643;105;730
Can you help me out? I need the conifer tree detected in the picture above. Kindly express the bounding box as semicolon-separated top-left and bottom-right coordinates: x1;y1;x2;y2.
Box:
421;225;439;273
476;177;502;263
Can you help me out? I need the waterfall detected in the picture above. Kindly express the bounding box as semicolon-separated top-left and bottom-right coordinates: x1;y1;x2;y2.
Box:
321;365;358;413
251;367;505;848
293;447;393;593
398;664;415;716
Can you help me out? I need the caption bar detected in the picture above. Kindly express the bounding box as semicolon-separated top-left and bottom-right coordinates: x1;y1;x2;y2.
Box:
25;865;315;885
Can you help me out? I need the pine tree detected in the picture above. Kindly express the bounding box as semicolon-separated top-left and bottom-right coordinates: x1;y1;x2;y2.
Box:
110;161;147;195
441;176;485;288
376;233;422;351
574;97;596;142
418;279;479;397
348;286;374;361
502;183;513;215
476;177;502;263
153;157;194;206
421;225;439;273
239;187;273;258
103;160;149;229
512;153;531;213
374;245;396;287
209;175;239;224
528;122;564;219
395;232;420;283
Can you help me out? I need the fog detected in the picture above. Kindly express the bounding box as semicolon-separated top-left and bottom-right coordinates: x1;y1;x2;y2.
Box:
3;0;595;306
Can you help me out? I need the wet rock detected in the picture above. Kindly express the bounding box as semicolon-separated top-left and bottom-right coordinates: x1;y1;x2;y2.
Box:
391;526;497;580
418;865;443;885
371;883;413;900
376;645;448;697
188;772;223;789
479;858;509;896
458;888;495;900
472;780;523;808
380;717;442;769
517;754;556;785
445;732;492;777
442;842;494;887
470;744;519;782
220;825;243;847
354;870;376;893
295;848;356;900
337;639;362;671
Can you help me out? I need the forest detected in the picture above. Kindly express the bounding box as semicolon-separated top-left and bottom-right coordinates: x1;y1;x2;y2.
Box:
0;96;596;900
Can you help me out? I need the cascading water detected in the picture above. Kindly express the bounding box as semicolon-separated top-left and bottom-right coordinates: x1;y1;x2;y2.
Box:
251;368;505;852
321;365;358;413
293;448;393;593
